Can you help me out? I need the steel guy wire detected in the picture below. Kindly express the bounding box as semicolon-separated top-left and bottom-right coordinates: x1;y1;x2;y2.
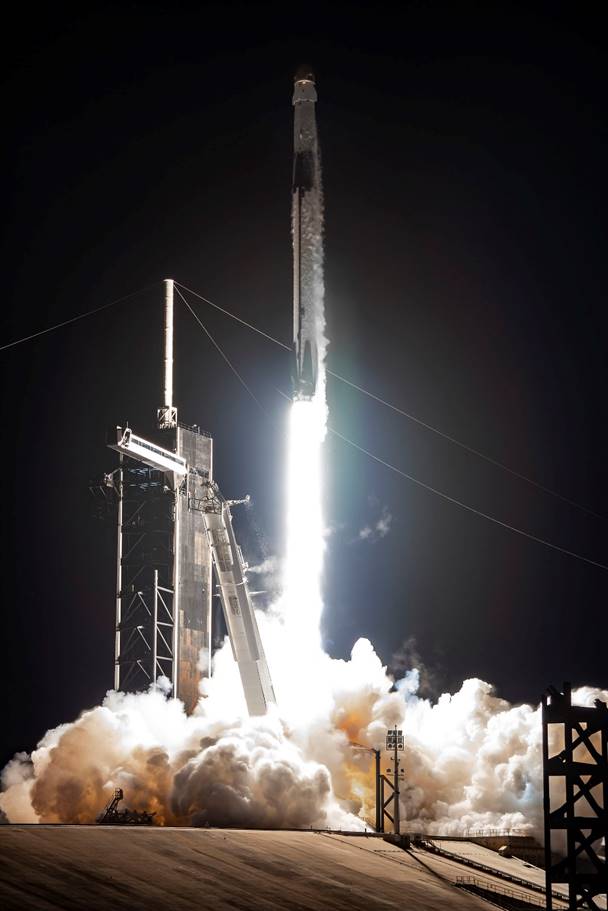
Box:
175;280;604;522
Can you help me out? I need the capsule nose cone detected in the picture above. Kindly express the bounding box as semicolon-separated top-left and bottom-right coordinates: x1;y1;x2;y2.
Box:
294;64;315;84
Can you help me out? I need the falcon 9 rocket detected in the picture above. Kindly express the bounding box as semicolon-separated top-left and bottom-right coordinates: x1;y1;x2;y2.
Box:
292;67;323;401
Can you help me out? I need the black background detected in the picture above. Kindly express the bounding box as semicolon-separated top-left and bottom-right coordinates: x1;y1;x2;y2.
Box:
2;1;607;768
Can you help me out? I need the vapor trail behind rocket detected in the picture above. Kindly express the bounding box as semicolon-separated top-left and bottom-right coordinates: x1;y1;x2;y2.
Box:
292;66;324;401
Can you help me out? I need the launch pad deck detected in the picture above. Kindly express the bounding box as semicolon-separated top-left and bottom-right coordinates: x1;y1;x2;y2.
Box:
0;826;569;911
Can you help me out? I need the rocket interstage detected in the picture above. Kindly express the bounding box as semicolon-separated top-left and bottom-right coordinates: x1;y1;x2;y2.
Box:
292;68;323;401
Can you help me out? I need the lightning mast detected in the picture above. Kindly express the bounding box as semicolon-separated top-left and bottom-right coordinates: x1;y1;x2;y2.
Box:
158;278;177;429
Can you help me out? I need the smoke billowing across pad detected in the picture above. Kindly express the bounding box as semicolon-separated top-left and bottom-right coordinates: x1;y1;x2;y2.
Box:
2;620;606;829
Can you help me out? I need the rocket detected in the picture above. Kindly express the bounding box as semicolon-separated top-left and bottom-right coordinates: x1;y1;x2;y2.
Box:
292;66;322;401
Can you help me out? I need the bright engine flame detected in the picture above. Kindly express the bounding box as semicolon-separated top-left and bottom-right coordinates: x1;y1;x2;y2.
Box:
281;394;327;653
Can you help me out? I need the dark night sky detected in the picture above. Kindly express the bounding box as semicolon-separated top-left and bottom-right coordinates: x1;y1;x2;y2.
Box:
2;2;607;768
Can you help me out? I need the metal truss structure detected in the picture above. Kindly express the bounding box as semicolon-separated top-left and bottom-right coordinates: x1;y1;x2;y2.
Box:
378;726;405;834
91;451;275;715
349;743;383;832
542;683;608;911
113;462;176;693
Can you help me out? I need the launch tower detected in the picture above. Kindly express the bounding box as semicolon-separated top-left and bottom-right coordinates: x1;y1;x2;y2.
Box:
98;279;274;715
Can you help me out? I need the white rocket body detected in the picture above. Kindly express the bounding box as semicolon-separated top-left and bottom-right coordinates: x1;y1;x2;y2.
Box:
292;69;322;401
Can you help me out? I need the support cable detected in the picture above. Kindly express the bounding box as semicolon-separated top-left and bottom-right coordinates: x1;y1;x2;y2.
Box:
0;284;155;352
175;285;269;417
5;275;602;569
176;281;291;351
327;371;605;521
254;385;608;572
329;426;608;572
175;280;603;521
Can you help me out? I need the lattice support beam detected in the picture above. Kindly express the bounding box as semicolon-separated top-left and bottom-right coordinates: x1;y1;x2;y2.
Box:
542;682;607;911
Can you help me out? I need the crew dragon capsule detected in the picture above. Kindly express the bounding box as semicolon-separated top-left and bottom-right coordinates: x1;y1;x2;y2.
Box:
292;66;323;401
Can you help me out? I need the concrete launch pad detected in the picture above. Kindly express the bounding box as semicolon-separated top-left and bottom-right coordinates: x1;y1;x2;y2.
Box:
0;826;565;911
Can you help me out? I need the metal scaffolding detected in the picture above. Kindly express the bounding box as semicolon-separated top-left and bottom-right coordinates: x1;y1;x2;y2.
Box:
350;742;383;832
113;463;176;693
381;726;405;835
542;682;607;911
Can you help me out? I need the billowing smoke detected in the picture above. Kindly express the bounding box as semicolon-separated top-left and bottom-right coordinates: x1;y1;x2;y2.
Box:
0;677;352;829
2;616;606;830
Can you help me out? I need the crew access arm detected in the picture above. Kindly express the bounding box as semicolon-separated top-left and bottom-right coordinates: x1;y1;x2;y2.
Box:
201;485;276;716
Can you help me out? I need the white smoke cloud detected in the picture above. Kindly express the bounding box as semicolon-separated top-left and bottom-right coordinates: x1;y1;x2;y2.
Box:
247;556;280;576
3;614;604;834
244;555;283;599
357;504;393;542
0;680;354;829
